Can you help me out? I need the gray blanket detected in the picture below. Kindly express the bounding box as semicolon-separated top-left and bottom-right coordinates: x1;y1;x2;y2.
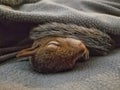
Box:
0;0;120;90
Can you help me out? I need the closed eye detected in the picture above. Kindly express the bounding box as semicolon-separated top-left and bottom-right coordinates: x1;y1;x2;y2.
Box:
47;41;60;46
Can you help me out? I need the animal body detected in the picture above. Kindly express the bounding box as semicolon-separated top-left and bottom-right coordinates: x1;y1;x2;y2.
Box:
0;22;119;73
17;23;115;73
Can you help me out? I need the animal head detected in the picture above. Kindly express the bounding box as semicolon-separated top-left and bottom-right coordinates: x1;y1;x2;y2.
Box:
17;36;89;73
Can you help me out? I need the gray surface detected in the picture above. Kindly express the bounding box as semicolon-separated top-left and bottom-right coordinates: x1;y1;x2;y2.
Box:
0;0;120;34
0;0;120;90
0;49;120;90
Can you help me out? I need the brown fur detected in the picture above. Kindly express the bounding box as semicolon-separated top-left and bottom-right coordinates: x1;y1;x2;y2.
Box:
17;23;115;73
29;37;88;73
0;22;117;73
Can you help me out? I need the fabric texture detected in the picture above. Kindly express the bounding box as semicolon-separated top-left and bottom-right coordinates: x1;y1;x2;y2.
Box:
0;0;120;90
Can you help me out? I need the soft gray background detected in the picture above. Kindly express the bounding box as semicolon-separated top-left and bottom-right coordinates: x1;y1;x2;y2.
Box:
0;49;120;90
0;0;120;90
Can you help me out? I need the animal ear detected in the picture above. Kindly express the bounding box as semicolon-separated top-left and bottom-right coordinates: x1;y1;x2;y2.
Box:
16;47;37;58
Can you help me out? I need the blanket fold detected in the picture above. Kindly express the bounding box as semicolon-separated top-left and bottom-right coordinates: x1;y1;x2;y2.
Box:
0;0;120;47
0;0;120;90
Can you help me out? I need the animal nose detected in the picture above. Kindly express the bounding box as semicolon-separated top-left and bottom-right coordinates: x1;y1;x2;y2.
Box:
64;38;89;60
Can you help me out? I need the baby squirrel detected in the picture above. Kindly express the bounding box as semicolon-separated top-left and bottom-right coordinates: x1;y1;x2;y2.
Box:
16;23;114;73
0;22;115;73
17;36;89;73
